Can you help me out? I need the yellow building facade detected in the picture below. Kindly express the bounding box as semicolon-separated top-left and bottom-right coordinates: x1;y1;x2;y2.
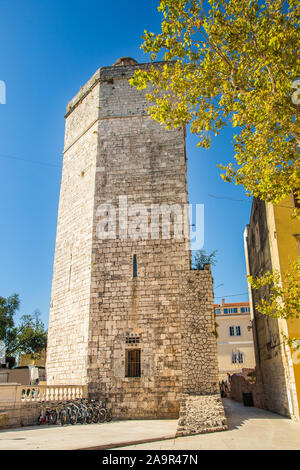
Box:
245;194;300;420
18;351;46;368
270;195;300;414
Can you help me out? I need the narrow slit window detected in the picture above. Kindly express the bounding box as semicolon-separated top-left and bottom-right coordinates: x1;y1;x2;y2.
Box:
68;252;72;290
133;254;137;278
232;352;237;364
238;351;244;364
125;349;141;377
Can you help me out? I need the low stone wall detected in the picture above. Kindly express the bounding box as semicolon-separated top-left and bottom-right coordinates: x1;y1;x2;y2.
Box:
230;372;263;408
0;383;87;429
0;383;37;428
176;394;228;436
0;369;9;383
0;411;8;428
1;402;41;428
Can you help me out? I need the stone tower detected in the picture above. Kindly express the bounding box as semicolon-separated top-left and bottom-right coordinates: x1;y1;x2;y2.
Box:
46;58;227;430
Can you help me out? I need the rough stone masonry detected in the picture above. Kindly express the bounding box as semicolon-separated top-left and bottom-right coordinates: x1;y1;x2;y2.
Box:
46;57;227;434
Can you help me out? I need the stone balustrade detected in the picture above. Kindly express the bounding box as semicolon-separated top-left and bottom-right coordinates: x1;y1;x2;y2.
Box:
0;383;88;406
20;384;88;402
0;383;88;428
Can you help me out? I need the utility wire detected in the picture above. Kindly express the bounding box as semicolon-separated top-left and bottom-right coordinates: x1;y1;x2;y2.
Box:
0;153;61;168
1;154;293;211
214;292;248;299
208;193;250;203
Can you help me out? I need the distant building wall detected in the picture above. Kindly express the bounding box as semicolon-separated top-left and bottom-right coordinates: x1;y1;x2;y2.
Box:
6;367;46;385
18;351;46;368
7;369;30;385
230;370;264;409
214;302;255;380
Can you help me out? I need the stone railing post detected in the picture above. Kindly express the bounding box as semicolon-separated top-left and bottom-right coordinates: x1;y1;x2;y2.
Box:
82;385;88;398
3;384;88;404
15;385;23;404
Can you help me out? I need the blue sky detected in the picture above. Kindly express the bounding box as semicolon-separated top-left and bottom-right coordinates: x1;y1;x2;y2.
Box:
0;0;251;327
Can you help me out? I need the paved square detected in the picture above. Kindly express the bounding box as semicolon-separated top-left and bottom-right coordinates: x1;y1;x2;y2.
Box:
0;399;299;450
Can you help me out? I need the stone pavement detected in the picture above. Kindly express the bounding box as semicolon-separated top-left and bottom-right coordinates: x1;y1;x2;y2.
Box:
0;419;178;450
118;399;300;450
0;399;299;450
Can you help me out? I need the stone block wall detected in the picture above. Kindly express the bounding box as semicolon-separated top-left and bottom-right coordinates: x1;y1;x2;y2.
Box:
180;268;219;396
177;395;228;436
46;69;99;386
46;59;226;427
230;371;264;409
175;268;227;435
0;403;41;429
0;384;41;429
87;74;190;416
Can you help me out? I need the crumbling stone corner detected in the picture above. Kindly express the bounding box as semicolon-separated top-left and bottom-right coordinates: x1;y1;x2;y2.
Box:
177;394;228;436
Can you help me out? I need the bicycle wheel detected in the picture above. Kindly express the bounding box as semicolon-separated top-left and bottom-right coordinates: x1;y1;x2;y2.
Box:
78;408;86;424
98;407;106;423
86;407;93;424
37;412;44;425
60;409;68;426
92;408;99;423
69;409;78;425
49;409;57;425
77;411;84;424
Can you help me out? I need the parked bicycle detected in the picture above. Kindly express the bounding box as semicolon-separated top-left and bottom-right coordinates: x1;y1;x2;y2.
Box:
37;404;56;425
38;399;112;426
89;399;107;423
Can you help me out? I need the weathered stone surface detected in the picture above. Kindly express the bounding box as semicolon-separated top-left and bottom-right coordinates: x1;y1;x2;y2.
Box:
230;369;264;409
177;395;228;436
0;403;41;429
46;59;227;430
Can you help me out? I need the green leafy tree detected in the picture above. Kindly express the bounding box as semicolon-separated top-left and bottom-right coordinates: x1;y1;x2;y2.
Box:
17;311;47;358
0;294;47;363
192;249;217;269
248;256;300;348
130;0;300;215
0;294;19;358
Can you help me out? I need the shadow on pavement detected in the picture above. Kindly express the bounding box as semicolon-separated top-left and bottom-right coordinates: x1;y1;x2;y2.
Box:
222;397;291;431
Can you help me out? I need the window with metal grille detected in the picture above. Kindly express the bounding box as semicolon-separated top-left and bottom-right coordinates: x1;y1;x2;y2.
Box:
236;326;241;336
232;350;244;364
229;326;235;336
125;335;140;345
125;349;141;377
